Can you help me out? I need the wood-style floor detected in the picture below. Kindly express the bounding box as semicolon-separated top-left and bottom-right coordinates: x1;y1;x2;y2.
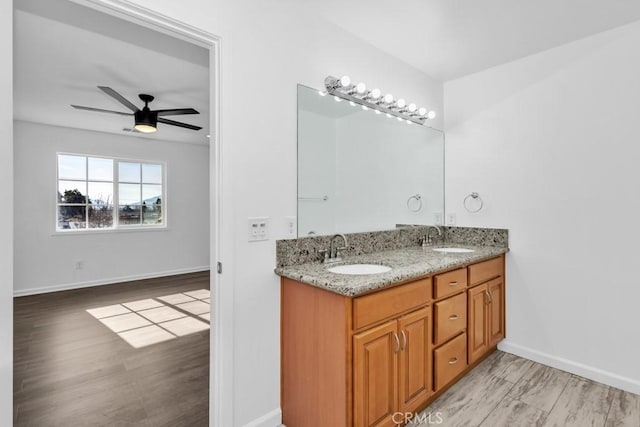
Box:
417;350;640;427
14;271;210;427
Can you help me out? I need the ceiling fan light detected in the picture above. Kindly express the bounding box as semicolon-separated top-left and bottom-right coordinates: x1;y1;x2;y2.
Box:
134;124;157;133
134;110;157;133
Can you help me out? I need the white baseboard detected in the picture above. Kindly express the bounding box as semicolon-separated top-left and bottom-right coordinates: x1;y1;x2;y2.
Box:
499;340;640;395
242;408;282;427
13;266;210;297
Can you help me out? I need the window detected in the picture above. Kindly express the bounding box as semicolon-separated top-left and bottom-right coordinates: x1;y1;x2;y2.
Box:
57;154;164;231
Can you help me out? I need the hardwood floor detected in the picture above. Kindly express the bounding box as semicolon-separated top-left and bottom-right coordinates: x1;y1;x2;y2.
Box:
416;351;640;427
14;271;210;427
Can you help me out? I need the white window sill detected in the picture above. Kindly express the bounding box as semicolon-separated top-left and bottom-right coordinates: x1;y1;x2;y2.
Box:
51;226;169;236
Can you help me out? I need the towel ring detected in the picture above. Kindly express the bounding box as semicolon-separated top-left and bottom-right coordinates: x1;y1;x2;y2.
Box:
407;194;423;212
464;192;483;213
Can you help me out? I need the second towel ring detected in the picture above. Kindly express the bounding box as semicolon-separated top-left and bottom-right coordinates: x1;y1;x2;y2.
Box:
407;194;423;212
464;192;484;213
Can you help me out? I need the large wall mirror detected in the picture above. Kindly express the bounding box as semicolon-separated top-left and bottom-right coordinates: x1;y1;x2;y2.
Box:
297;84;444;237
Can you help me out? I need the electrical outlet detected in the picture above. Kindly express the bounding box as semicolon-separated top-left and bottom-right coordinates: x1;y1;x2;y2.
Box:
248;217;269;242
433;212;443;225
284;216;296;237
445;213;456;226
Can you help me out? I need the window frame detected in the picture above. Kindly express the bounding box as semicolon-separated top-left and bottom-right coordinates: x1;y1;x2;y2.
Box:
55;152;167;234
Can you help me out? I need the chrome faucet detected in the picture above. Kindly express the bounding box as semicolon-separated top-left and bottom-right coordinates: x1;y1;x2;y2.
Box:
422;225;442;246
323;233;348;264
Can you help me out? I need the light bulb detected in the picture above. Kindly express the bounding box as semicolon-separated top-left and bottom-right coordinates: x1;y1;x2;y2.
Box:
384;94;394;104
397;98;406;109
339;75;351;87
349;101;356;107
334;96;342;102
375;110;381;115
356;82;366;94
406;120;413;125
418;107;427;116
397;116;403;121
361;105;369;111
408;103;417;112
318;90;327;96
134;124;157;133
370;88;381;99
427;110;437;119
386;113;392;118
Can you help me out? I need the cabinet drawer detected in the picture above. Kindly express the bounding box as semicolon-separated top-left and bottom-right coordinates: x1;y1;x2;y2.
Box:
433;268;467;299
434;333;468;391
434;293;467;346
353;278;431;330
469;257;503;286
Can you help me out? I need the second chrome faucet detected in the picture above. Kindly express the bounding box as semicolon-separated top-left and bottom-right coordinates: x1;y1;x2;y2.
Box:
422;225;442;247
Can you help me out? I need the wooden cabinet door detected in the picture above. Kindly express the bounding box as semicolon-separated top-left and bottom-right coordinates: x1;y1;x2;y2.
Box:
488;278;504;346
353;320;399;427
467;284;489;364
397;307;432;414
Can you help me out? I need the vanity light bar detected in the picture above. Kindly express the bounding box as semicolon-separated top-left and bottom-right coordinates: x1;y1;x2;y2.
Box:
323;75;436;125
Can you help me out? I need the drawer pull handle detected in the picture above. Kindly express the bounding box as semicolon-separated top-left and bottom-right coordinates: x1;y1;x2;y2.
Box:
393;333;400;353
448;357;459;365
449;315;459;321
448;281;459;286
485;290;491;305
400;330;407;350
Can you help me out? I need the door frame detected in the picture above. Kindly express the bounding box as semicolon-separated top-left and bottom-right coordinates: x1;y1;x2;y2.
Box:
64;1;230;425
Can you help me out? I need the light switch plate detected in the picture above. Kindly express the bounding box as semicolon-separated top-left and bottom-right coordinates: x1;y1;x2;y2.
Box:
248;217;269;242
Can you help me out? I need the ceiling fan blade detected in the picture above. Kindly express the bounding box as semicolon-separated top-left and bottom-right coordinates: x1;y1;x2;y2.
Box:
71;105;133;116
157;117;202;131
155;108;200;116
98;86;140;112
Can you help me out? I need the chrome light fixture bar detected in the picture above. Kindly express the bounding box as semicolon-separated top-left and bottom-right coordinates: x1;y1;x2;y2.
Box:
323;75;436;125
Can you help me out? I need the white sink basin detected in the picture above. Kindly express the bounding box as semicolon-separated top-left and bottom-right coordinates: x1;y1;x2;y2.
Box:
432;247;475;254
327;264;392;275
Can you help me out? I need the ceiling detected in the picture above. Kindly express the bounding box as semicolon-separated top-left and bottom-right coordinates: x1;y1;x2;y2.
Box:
14;0;210;145
293;0;640;81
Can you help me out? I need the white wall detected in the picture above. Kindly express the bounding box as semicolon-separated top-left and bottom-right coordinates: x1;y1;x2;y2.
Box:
3;1;443;426
13;121;210;294
445;21;640;394
0;0;12;419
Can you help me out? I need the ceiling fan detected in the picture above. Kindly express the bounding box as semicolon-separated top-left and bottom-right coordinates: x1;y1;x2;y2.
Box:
71;86;202;133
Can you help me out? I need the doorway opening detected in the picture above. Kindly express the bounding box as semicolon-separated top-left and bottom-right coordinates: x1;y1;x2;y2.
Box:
13;0;222;425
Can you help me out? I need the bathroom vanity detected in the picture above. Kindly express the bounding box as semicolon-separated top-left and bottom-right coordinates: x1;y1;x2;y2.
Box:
289;83;507;426
276;235;507;427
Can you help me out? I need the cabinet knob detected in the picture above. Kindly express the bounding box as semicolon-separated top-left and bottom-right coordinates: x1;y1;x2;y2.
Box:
448;357;459;365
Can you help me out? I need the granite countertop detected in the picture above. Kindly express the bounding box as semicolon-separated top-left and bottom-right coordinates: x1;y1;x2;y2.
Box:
274;244;508;297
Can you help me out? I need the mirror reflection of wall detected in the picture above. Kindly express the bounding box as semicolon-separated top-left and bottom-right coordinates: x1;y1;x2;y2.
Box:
297;84;444;237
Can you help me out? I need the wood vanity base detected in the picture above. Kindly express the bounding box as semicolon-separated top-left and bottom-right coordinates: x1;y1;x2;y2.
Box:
281;254;505;427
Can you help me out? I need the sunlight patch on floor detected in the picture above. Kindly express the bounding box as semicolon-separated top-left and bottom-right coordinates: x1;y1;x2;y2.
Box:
86;289;211;348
